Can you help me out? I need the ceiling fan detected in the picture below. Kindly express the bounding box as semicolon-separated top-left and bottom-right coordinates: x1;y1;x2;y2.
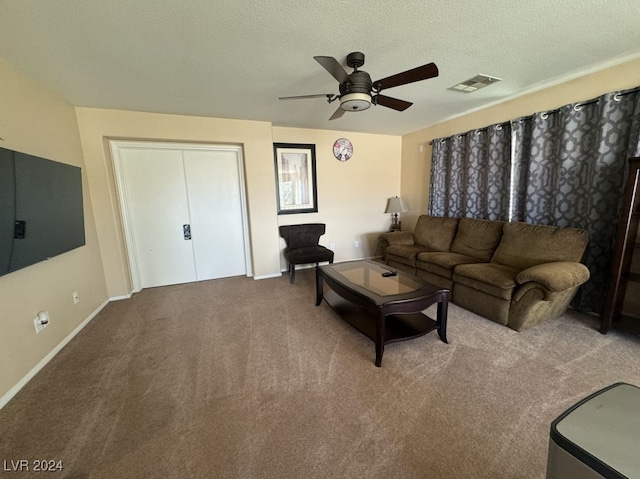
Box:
279;52;439;120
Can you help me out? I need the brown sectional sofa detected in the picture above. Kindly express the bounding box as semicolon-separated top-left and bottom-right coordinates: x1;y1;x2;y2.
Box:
379;215;590;331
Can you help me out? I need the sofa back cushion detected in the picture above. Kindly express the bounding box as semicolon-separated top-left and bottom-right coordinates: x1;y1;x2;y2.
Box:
451;217;505;262
491;222;588;270
414;215;459;252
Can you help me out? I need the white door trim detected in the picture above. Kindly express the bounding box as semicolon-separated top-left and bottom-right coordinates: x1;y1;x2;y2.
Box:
109;140;253;292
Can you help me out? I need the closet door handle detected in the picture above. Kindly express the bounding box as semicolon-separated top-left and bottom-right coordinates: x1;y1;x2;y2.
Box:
183;224;192;240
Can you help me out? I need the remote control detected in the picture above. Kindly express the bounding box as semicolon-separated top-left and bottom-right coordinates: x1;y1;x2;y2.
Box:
381;271;397;277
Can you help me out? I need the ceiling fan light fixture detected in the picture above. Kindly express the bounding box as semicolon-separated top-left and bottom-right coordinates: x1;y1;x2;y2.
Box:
339;93;371;111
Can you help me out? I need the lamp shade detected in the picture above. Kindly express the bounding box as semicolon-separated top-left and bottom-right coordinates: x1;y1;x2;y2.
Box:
384;196;408;214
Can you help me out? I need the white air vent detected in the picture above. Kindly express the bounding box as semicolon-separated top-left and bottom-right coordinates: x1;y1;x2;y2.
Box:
450;74;502;93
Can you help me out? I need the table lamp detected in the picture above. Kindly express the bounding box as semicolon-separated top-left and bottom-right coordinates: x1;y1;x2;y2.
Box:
385;196;408;231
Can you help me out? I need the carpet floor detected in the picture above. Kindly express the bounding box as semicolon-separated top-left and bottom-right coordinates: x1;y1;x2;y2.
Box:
1;270;639;478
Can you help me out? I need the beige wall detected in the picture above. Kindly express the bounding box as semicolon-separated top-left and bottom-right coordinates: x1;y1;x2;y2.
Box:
75;108;282;297
401;57;640;230
75;113;403;297
273;127;402;266
0;58;108;401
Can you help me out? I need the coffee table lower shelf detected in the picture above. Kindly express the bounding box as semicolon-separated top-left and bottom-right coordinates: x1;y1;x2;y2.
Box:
323;289;440;346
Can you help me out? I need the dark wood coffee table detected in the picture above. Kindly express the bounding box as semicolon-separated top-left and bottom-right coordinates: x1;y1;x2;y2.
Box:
315;259;449;367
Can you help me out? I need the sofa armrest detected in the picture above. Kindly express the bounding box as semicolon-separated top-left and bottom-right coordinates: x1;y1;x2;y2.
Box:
515;261;590;292
379;231;415;246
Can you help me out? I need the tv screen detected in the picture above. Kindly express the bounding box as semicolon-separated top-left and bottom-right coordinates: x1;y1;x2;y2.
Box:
0;146;85;276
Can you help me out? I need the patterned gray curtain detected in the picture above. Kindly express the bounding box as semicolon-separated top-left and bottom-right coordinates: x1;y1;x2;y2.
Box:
428;133;464;217
429;123;511;220
511;89;640;311
428;136;450;216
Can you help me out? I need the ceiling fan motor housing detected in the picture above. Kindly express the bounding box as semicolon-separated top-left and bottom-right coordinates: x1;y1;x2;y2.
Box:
346;52;365;69
339;70;372;111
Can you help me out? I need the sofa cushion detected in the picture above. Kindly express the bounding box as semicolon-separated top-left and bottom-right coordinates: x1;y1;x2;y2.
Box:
414;215;459;252
453;263;520;300
451;217;504;262
386;244;432;267
491;222;588;270
416;252;484;279
416;269;453;290
380;231;415;246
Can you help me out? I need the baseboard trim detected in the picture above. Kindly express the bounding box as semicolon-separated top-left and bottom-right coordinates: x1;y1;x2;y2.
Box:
110;293;132;301
254;272;282;280
0;299;110;411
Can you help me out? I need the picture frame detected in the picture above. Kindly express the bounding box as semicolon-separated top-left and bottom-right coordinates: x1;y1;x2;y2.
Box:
273;143;318;214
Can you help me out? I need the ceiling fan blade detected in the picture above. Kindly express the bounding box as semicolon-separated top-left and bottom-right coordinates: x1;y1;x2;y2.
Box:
329;107;345;121
314;56;350;84
279;94;333;100
375;95;413;111
374;62;439;91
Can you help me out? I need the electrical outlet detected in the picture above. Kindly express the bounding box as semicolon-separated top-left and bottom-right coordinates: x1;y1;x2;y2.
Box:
72;291;79;304
34;311;49;334
329;243;335;251
354;240;360;248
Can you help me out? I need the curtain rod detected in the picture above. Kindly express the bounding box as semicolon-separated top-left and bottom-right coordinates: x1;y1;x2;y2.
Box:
428;85;640;145
428;121;510;145
519;85;640;120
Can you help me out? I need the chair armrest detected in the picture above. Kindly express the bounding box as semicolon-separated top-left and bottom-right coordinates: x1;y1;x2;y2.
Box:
515;261;590;292
379;231;415;246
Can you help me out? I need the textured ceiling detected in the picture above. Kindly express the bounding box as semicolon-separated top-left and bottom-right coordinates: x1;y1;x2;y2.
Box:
1;0;640;135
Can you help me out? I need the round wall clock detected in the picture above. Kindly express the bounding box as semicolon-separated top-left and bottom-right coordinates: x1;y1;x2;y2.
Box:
333;138;353;161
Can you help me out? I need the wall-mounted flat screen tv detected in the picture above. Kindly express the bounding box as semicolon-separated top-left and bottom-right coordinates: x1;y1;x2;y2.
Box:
0;146;85;276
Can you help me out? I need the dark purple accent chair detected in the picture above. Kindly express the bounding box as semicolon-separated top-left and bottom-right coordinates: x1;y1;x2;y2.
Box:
279;224;334;284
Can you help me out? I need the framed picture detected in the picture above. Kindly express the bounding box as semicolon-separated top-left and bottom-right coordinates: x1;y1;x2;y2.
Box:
273;143;318;214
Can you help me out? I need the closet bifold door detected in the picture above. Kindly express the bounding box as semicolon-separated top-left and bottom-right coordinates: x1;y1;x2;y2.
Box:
601;157;640;334
120;147;197;289
115;142;249;291
182;149;247;281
